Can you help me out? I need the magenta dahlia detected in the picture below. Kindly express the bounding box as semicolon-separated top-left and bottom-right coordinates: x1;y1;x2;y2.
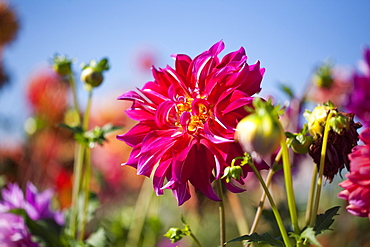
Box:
117;41;268;205
338;127;370;219
346;47;370;127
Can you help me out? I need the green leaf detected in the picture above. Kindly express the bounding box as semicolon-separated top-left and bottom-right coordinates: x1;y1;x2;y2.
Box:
226;232;284;247
299;227;322;247
59;123;84;134
86;227;109;247
279;84;294;99
314;206;340;235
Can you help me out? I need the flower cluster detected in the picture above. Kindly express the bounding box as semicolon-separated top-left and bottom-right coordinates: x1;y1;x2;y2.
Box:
0;182;64;246
117;41;267;205
339;128;370;219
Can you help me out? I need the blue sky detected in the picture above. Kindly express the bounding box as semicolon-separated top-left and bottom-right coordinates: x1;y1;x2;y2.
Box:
1;0;370;145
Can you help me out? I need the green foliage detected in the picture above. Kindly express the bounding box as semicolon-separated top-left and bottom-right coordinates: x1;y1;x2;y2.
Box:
86;228;109;247
164;216;193;244
226;232;284;247
60;123;121;148
279;83;294;99
313;206;340;235
295;227;322;247
286;124;313;154
291;206;340;247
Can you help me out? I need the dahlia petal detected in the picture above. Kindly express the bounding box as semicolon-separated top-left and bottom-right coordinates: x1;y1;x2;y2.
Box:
140;129;179;153
346;204;368;217
204;120;234;144
224;179;246;193
172;54;192;88
155;101;177;129
117;90;145;102
222;92;253;114
172;182;191;206
153;158;172;195
218;47;247;68
208;40;225;56
171;136;196;183
117;121;155;147
188;145;220;201
125;108;154;121
360;127;370;144
122;144;142;168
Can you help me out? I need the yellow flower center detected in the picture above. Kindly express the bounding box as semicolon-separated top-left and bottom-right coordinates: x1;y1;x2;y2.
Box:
176;97;210;133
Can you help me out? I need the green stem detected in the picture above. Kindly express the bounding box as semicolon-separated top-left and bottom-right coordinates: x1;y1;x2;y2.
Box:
190;232;202;247
249;149;282;236
83;86;93;130
126;178;154;247
309;111;333;226
280;138;300;234
216;179;226;246
249;162;292;247
78;148;91;241
68;74;81;124
69;143;85;238
305;164;318;226
227;192;249;237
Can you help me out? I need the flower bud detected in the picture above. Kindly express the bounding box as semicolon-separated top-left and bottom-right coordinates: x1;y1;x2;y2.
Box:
52;55;73;76
313;63;334;89
80;58;109;88
222;165;244;183
80;67;103;87
236;99;284;156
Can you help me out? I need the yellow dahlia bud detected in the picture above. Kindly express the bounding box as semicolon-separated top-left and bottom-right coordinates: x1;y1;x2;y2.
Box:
236;98;284;156
304;105;334;138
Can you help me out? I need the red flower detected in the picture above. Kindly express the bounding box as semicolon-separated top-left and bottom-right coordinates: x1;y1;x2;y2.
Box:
117;41;267;205
338;128;370;219
26;68;69;123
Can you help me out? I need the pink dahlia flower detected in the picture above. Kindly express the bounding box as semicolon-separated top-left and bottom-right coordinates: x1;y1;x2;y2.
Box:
117;41;268;205
338;127;370;219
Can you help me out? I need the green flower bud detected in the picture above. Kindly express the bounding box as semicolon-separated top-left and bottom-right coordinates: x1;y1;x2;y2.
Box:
313;63;334;88
80;58;110;88
52;55;73;76
236;99;284;156
81;67;104;87
222;165;244;183
164;228;185;243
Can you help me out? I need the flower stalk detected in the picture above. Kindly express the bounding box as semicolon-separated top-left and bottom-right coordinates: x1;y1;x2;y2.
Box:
248;160;292;247
309;111;333;226
249;148;282;236
216;179;226;246
281;137;300;234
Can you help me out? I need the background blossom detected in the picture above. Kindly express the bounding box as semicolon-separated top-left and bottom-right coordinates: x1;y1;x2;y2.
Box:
339;127;370;219
346;47;370;126
0;182;64;225
0;213;39;247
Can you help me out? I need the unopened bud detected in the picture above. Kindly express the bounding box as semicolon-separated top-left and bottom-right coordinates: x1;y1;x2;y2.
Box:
236;99;284;156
